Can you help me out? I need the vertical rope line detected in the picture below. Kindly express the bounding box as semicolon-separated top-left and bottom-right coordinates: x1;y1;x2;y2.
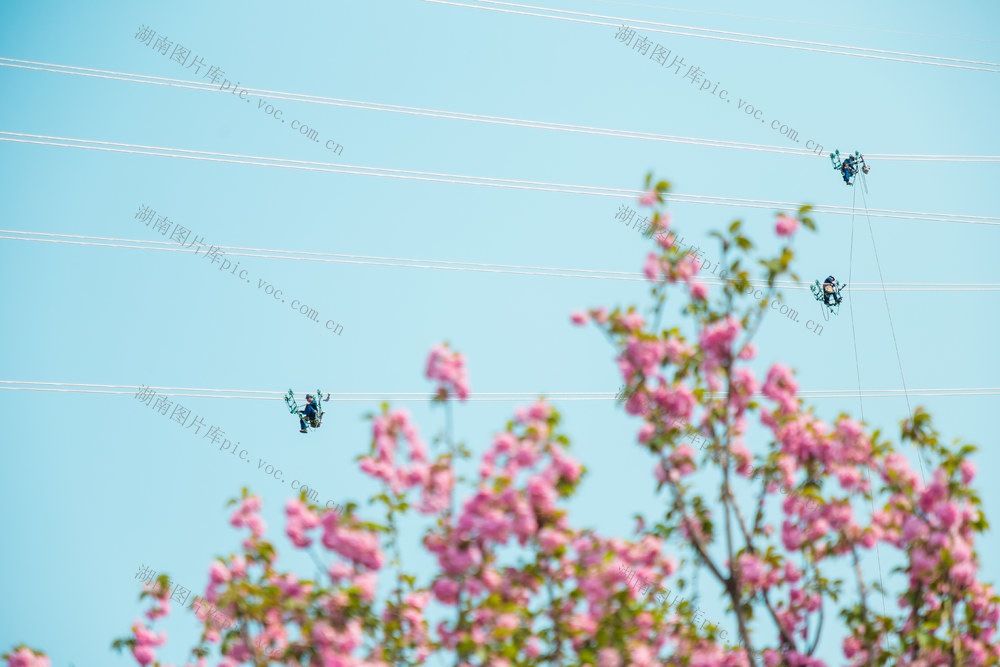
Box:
846;183;889;621
860;186;927;482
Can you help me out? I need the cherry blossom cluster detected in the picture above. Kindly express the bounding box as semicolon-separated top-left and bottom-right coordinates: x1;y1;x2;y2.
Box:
9;179;998;667
127;620;167;666
425;342;470;400
1;649;49;667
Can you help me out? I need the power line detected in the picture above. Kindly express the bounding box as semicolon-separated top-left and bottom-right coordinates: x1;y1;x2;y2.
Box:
485;0;1000;67
1;132;996;227
864;152;1000;162
4;229;1000;291
579;0;1000;45
2;57;997;163
10;380;995;394
421;0;1000;72
1;381;996;401
0;231;649;283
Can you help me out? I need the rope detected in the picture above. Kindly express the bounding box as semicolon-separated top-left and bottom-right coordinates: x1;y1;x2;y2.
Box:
859;187;928;482
845;182;889;621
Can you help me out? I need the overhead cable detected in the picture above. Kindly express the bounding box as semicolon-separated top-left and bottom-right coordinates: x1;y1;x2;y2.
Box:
1;382;996;401
1;57;997;163
420;0;1000;72
579;0;1000;45
3;229;999;291
1;132;996;227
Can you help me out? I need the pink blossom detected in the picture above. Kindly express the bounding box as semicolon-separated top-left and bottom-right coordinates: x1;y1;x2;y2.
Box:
495;613;519;632
228;554;247;579
621;312;645;332
737;553;769;591
951;560;977;587
14;220;1000;667
6;649;50;667
570;311;588;325
245;514;266;539
698;315;742;368
550;447;583;483
525;400;552;422
663;337;692;365
654;383;696;422
131;646;156;666
782;520;806;551
689;281;708;300
639;190;658;207
208;562;230;586
934;501;960;529
729;440;753;475
285;498;320;548
653;211;672;233
675;254;700;283
320;512;384;570
775;214;800;237
598;648;623;667
425;343;471;401
643;252;660;282
538;528;569;554
355;571;378;602
730;367;759;413
431;578;461;604
625;391;651;417
762;362;799;415
667;444;696;478
624;337;668;377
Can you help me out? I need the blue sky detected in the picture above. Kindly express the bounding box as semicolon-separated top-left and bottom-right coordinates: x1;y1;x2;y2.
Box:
1;0;998;664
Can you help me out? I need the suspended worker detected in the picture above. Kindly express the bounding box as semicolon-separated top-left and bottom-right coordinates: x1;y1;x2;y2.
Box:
299;394;318;434
822;276;843;307
830;150;870;186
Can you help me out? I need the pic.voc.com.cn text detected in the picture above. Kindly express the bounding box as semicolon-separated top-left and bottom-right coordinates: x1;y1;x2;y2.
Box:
134;24;344;156
133;204;345;337
613;205;824;337
134;384;344;512
612;25;823;155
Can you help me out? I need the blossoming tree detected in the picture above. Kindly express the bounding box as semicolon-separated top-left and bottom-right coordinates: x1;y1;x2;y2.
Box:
7;178;998;666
